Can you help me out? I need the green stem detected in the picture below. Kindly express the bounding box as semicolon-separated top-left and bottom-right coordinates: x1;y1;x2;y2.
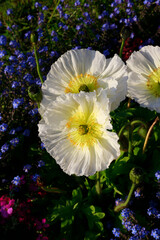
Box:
131;120;147;129
143;116;159;153
47;0;60;24
33;43;43;84
95;171;101;195
114;183;136;212
128;124;132;158
119;38;125;58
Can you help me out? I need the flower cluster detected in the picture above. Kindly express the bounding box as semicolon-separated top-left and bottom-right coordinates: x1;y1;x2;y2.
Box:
112;170;160;239
38;49;129;176
0;195;15;218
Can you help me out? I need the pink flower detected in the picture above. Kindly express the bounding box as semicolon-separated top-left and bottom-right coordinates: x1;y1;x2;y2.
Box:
0;195;15;218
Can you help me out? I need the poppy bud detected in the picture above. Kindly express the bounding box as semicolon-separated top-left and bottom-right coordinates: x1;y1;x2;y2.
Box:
120;26;131;40
28;85;42;104
129;167;145;185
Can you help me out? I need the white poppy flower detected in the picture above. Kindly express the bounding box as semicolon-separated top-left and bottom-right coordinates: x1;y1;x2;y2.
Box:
127;45;160;113
38;91;120;176
39;49;127;115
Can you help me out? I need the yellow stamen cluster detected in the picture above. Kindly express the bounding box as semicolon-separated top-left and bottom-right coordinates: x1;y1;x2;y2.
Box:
147;67;160;97
66;109;103;148
65;73;99;93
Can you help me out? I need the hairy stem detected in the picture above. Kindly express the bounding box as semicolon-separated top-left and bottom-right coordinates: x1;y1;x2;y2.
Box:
119;38;125;58
33;43;43;85
143;116;159;153
114;183;136;212
95;171;101;195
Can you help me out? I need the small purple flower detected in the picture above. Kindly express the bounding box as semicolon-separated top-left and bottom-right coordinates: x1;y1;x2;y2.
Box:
12;98;24;109
23;129;30;137
0;123;8;132
6;9;13;15
101;23;109;31
1;143;9;153
121;208;134;218
10;137;19;147
75;0;80;6
155;170;160;181
23;164;32;173
23;73;33;83
38;160;45;167
11;81;20;88
9;129;16;135
151;228;160;239
41;142;45;150
103;49;110;57
112;228;120;237
42;6;48;11
0;50;7;58
4;65;14;75
32;173;40;182
24;31;31;39
12;176;21;186
9;40;19;48
9;55;17;61
27;15;34;21
0;35;7;46
28;108;38;116
35;2;42;8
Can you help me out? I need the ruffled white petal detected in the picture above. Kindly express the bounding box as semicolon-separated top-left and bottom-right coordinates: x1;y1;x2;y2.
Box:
39;49;128;115
38;92;120;176
127;45;160;113
98;54;127;111
126;45;157;75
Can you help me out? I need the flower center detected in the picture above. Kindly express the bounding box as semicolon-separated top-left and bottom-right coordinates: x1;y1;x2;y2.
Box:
78;84;89;92
65;73;99;93
147;67;160;97
78;125;89;135
66;109;103;148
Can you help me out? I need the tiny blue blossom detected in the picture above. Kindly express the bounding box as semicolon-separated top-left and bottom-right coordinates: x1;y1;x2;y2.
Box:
27;15;34;21
9;40;19;48
9;129;16;135
1;143;9;153
0;50;7;58
35;2;42;8
6;9;13;15
32;173;40;182
0;35;7;45
112;228;120;237
155;170;160;181
11;81;20;88
23;164;32;173
12;176;21;186
10;137;20;147
0;123;8;132
23;129;30;137
42;6;48;11
38;160;45;167
28;108;38;116
41;142;45;150
151;228;160;240
12;98;24;109
4;65;14;75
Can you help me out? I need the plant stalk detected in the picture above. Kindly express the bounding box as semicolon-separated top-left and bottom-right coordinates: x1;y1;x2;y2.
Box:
114;183;136;212
95;171;101;195
119;38;125;59
142;116;159;153
33;43;43;84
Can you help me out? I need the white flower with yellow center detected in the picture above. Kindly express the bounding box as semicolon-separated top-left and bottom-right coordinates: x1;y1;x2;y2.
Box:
38;91;120;176
39;49;127;115
127;45;160;113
